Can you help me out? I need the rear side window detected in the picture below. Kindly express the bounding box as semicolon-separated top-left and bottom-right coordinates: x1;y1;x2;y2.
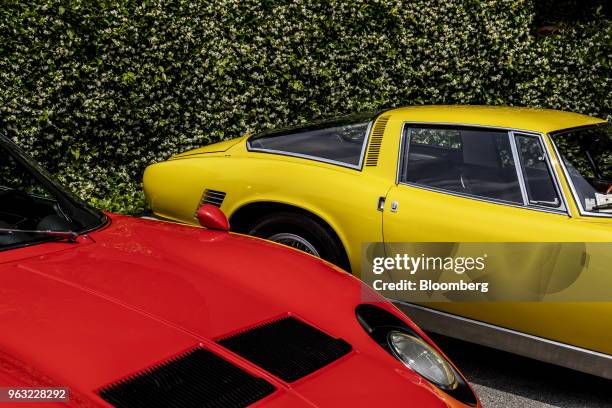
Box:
400;126;523;204
514;134;561;208
248;113;377;168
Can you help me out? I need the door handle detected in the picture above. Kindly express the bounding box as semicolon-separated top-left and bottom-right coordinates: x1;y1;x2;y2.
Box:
377;196;385;212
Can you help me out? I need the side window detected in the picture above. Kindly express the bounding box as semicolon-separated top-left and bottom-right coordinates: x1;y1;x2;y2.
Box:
248;122;370;167
411;128;462;149
515;134;561;208
401;126;523;204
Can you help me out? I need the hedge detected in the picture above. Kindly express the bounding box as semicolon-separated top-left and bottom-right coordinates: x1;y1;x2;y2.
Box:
1;0;610;214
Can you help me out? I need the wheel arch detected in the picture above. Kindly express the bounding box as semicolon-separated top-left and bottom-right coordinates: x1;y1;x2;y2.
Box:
228;200;352;272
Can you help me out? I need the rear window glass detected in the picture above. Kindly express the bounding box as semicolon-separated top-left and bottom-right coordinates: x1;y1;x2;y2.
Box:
248;113;377;167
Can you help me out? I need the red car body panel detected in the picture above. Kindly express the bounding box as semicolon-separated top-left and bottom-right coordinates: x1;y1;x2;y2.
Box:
0;214;478;407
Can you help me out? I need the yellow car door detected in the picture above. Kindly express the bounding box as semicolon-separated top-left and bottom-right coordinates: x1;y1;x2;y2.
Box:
381;122;612;357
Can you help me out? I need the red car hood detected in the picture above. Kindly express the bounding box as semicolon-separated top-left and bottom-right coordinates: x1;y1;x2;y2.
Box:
0;215;466;408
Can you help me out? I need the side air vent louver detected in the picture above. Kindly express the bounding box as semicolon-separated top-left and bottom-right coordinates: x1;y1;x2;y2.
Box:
99;347;275;408
218;316;352;382
365;116;389;167
200;189;226;207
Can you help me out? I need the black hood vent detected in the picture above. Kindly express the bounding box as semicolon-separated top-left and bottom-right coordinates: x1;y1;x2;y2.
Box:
219;316;352;382
99;347;275;408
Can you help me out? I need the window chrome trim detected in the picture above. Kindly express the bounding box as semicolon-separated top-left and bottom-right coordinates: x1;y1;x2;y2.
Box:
246;121;373;171
396;122;570;217
357;120;373;168
508;131;530;206
395;122;407;185
514;132;568;213
549;127;612;218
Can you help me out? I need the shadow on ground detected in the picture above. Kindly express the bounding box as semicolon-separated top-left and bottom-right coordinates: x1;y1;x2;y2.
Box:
430;334;612;408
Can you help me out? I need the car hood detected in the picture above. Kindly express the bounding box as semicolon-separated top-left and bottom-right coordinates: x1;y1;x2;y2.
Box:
0;215;457;407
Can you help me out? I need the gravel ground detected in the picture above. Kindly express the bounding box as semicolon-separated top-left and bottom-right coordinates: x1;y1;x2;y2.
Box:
431;335;612;408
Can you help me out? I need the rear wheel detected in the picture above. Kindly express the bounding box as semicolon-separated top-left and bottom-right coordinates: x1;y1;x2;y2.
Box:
247;212;350;271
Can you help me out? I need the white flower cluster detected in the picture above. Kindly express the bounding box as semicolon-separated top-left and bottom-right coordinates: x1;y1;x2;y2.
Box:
0;0;610;213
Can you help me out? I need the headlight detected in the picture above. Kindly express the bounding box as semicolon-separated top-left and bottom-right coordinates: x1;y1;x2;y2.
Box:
387;330;457;389
356;305;477;406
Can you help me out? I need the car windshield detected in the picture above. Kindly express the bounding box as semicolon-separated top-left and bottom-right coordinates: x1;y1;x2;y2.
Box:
551;123;612;215
0;135;106;250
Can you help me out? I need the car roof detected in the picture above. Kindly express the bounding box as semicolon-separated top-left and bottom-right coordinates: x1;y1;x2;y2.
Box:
386;105;607;134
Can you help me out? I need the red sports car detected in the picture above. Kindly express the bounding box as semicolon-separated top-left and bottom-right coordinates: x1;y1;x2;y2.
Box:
0;133;479;407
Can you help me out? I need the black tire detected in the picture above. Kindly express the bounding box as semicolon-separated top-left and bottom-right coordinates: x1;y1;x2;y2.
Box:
248;211;350;271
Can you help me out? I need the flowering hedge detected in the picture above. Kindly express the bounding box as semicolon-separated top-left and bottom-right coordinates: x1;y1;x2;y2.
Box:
1;0;610;214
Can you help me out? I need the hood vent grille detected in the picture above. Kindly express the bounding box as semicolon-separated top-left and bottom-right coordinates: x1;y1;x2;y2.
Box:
219;316;351;382
365;116;389;167
200;189;226;208
99;347;275;408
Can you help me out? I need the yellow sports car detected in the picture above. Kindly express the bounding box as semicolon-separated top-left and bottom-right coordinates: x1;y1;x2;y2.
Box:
144;106;612;378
